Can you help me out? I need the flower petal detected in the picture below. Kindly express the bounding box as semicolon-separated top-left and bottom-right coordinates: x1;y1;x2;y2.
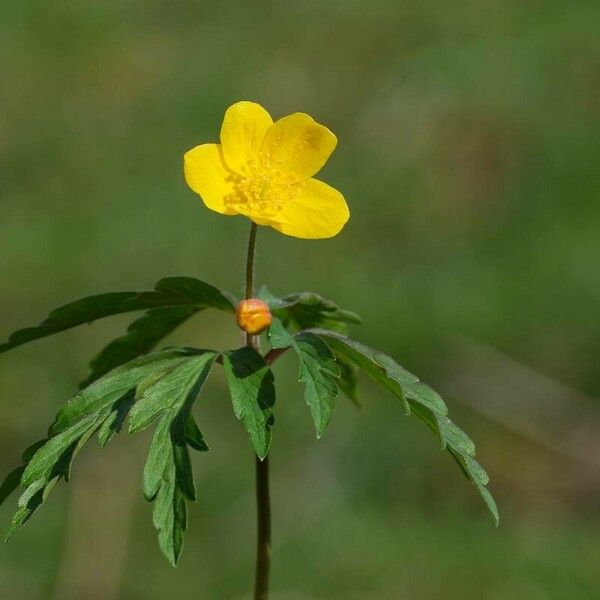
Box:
261;113;337;183
184;143;238;215
220;101;273;175
269;178;349;239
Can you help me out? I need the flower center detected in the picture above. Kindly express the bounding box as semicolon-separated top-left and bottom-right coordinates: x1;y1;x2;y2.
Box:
225;153;302;217
235;171;281;214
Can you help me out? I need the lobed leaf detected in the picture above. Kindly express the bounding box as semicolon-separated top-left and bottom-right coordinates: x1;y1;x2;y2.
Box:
336;353;360;406
3;346;217;543
310;331;447;416
0;276;236;356
143;410;188;566
144;414;175;502
270;319;339;437
222;347;275;460
143;404;207;565
80;306;198;387
309;329;498;525
184;413;209;452
0;467;25;507
5;478;59;541
6;436;90;541
22;414;101;487
129;352;216;433
97;391;137;446
51;349;196;435
0;442;47;510
137;348;216;565
259;286;361;333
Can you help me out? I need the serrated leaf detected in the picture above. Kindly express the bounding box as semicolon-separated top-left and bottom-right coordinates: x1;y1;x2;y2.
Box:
0;439;47;509
6;432;86;540
5;477;59;541
268;315;295;349
336;353;360;406
184;413;209;452
259;286;361;333
50;349;195;435
137;348;215;565
143;407;199;566
0;467;25;507
310;331;448;416
63;419;105;483
449;449;499;525
6;346;213;541
80;306;198;387
155;479;186;567
222;347;275;460
0;276;236;355
129;352;216;433
22;414;100;487
308;332;412;414
21;440;47;463
17;478;48;508
310;330;498;524
269;319;339;437
438;415;476;457
173;418;196;502
97;391;137;446
143;415;174;502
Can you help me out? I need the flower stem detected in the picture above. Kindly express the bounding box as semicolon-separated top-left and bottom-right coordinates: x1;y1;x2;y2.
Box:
245;221;258;300
244;221;271;600
254;455;271;600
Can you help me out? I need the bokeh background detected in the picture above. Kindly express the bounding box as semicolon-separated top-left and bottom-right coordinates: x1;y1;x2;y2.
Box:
1;1;599;598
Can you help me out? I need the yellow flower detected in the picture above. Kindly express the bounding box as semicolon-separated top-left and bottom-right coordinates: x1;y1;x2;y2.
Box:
184;101;349;239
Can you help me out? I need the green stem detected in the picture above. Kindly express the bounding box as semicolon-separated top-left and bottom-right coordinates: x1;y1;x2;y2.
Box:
244;221;271;600
254;455;271;600
245;222;258;300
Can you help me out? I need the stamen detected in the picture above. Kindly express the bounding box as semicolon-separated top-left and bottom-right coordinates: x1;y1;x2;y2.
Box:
224;151;301;216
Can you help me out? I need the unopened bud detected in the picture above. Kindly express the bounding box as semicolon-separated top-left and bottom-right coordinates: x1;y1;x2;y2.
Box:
236;299;272;335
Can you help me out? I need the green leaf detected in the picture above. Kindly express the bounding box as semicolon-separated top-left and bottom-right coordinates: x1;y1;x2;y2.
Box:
172;416;196;502
6;434;90;540
21;440;47;463
22;414;101;487
336;353;360;406
222;347;275;460
143;407;200;565
310;331;446;416
63;418;105;483
310;330;498;525
5;478;59;541
135;350;215;565
97;391;136;446
185;413;209;452
448;449;499;524
143;414;175;502
5;347;216;541
0;467;25;507
80;306;199;387
259;286;361;333
51;349;196;435
0;277;236;356
129;352;216;433
269;319;339;437
155;475;187;567
0;441;49;509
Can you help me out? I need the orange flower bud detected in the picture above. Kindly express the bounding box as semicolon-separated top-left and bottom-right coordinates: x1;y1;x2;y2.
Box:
236;299;273;335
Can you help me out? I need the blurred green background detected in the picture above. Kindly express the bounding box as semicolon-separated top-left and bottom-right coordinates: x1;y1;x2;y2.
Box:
1;1;599;598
